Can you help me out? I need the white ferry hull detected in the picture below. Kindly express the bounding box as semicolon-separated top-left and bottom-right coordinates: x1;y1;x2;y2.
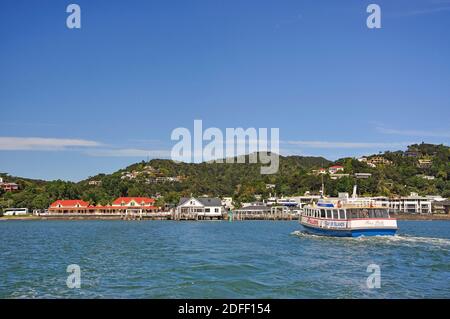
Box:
299;216;398;237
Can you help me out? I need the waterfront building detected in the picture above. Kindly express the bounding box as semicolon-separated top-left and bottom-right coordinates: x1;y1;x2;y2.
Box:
264;195;320;208
320;188;433;215
48;197;158;214
112;197;156;207
241;201;265;208
442;200;450;214
221;197;234;210
234;205;271;215
386;193;432;214
49;200;90;213
176;197;223;218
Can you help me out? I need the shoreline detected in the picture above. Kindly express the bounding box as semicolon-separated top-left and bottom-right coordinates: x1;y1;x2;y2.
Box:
1;214;450;221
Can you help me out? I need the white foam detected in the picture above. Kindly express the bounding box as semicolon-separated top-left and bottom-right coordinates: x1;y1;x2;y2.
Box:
291;230;450;249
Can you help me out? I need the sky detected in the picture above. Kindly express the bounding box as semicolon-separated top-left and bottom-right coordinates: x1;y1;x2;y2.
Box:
1;0;449;181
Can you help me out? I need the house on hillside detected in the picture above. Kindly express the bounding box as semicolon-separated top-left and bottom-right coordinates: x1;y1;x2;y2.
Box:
311;168;327;175
0;177;19;192
367;156;392;166
417;158;433;168
354;173;372;179
328;165;344;174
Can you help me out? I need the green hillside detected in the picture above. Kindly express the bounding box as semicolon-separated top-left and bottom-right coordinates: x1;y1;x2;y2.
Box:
1;143;449;211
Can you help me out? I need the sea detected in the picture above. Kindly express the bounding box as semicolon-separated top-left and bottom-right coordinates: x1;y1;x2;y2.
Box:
0;220;449;298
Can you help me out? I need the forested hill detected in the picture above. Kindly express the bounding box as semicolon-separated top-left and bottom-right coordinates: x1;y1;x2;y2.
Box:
1;143;449;210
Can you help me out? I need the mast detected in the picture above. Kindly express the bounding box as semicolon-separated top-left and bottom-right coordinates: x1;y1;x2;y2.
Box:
320;173;325;198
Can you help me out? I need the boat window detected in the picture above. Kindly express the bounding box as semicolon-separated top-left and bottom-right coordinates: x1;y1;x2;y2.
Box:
347;209;353;219
339;210;346;219
361;209;369;218
320;209;326;218
371;209;389;218
347;209;358;219
333;210;339;219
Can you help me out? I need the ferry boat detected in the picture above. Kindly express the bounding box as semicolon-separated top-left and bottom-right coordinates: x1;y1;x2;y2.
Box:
299;191;398;237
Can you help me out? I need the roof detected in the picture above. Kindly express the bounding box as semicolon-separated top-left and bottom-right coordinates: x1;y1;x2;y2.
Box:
178;197;222;207
235;205;271;212
50;200;89;208
329;165;344;168
112;197;155;205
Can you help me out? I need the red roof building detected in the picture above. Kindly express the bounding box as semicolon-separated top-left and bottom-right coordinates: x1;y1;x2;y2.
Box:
47;197;158;214
49;200;90;208
328;165;344;174
112;197;156;207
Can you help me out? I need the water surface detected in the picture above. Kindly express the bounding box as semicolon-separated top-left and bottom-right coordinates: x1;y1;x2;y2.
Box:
0;220;449;298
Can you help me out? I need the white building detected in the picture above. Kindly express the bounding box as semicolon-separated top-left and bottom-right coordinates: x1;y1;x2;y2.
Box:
265;195;320;208
387;193;432;214
325;189;433;214
221;197;234;210
371;193;432;214
176;197;223;218
328;165;344;174
354;173;372;179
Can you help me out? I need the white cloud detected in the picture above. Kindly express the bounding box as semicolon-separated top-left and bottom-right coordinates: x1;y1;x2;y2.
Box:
376;127;450;138
85;148;171;158
0;137;101;151
282;140;411;149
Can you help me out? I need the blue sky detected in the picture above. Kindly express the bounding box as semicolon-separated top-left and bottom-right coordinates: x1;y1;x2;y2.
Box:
1;0;449;181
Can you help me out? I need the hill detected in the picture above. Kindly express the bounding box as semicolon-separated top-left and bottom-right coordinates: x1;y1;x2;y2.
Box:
0;143;449;210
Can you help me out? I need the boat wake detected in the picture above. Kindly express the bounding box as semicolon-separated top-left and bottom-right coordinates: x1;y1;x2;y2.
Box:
290;230;450;249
